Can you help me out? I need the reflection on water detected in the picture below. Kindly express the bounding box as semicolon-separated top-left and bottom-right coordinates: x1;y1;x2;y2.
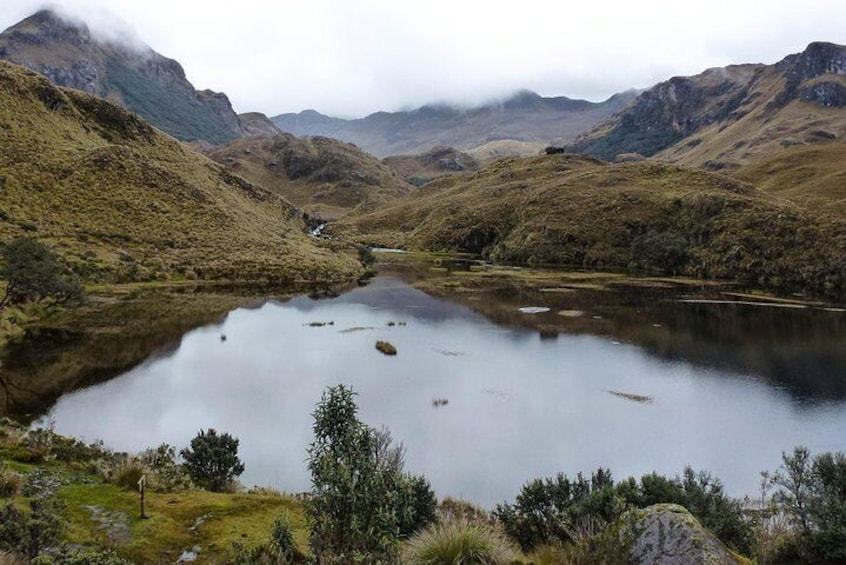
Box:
25;270;846;507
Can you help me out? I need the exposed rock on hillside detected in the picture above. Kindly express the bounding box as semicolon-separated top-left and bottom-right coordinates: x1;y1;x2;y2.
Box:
272;89;637;158
383;146;480;186
0;9;248;145
628;504;746;565
0;60;359;283
208;134;410;218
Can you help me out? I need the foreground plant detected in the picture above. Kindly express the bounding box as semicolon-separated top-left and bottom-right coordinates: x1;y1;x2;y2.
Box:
307;385;436;563
402;521;519;565
180;429;245;492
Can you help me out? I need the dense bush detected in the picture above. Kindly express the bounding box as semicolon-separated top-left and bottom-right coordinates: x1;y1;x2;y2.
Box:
0;238;83;309
180;429;245;492
629;230;690;275
494;466;753;555
0;498;62;560
306;385;437;564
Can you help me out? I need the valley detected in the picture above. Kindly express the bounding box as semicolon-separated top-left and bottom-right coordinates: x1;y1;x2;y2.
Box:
0;6;845;564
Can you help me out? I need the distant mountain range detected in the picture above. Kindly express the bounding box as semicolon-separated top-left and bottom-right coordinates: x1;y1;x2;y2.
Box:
0;9;251;145
272;90;638;158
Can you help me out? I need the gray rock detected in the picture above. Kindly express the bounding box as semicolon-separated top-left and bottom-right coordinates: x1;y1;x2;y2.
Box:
628;504;744;565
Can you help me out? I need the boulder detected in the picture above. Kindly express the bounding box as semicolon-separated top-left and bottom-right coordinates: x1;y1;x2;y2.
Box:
628;504;746;565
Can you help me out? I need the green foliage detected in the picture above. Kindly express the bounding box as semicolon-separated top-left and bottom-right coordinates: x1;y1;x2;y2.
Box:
494;466;752;555
772;446;846;562
630;230;690;274
0;238;83;309
0;498;62;560
139;443;193;492
35;548;135;564
493;468;620;553
0;465;23;498
225;514;307;565
306;385;436;564
180;429;245;492
402;521;519;565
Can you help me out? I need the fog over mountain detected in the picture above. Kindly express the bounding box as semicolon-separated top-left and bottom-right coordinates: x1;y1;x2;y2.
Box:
3;0;846;117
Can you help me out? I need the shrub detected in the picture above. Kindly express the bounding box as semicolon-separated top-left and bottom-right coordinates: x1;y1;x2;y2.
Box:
771;446;846;562
110;459;146;491
493;468;620;553
180;429;245;492
0;466;22;498
630;230;690;275
307;385;436;563
402;521;519;565
0;238;83;310
139;444;192;492
0;498;62;560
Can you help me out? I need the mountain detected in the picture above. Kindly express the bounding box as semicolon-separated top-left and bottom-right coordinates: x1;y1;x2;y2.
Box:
271;90;637;158
207;134;411;219
333;153;846;298
563;42;846;172
0;9;248;145
0;60;359;283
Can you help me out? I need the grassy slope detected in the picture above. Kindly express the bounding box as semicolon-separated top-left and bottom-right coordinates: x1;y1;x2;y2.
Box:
0;61;360;283
383;146;481;186
2;457;307;565
334;154;846;296
207;134;410;219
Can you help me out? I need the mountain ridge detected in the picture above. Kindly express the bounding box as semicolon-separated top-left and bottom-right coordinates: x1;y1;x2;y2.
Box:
272;89;638;158
0;9;249;145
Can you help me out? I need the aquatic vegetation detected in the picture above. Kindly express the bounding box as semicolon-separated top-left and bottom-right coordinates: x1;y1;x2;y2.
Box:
608;390;653;403
376;340;398;355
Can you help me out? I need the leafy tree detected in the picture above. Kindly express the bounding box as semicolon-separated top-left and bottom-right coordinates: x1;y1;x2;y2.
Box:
306;385;436;564
180;429;245;492
0;237;82;309
772;447;846;562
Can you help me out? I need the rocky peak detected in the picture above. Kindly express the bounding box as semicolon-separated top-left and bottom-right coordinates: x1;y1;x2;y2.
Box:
8;9;91;46
777;41;846;81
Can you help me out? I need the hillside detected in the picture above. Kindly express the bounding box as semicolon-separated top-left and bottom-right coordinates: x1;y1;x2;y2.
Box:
0;60;359;283
207;134;411;219
238;112;283;137
0;9;248;145
383;146;481;186
272;90;637;158
563;42;846;171
333;153;846;297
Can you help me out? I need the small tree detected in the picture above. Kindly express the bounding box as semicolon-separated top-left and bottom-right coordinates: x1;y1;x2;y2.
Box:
306;385;436;564
180;429;245;492
0;237;82;309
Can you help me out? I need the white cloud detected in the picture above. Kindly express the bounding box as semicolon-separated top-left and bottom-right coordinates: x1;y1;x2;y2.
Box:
2;0;846;117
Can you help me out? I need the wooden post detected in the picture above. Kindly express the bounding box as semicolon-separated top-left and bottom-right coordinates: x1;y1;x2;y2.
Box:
138;474;147;519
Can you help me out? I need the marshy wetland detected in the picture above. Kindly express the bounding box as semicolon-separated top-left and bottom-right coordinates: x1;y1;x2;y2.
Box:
3;257;845;507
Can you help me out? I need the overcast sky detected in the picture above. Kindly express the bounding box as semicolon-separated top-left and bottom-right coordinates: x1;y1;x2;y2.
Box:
3;0;846;118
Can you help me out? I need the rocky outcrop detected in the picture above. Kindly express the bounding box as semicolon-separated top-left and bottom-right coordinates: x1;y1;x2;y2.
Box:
0;9;247;145
628;504;746;565
800;81;846;107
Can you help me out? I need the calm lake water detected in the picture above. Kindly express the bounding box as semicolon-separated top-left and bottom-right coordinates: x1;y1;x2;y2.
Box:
33;266;846;507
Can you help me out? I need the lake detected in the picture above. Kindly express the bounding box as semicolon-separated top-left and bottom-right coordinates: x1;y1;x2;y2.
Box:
25;263;846;507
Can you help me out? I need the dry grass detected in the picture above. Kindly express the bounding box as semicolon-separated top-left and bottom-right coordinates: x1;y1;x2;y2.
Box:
208;134;410;218
0;61;360;284
335;153;846;298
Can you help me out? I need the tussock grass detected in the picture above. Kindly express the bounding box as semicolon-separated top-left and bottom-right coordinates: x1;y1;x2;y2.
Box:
0;61;360;286
402;521;519;565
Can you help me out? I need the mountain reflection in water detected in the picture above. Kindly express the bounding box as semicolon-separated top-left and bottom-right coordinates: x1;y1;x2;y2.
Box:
12;270;846;506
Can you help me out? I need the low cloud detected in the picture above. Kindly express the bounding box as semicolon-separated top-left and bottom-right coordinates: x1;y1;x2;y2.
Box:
3;0;846;117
